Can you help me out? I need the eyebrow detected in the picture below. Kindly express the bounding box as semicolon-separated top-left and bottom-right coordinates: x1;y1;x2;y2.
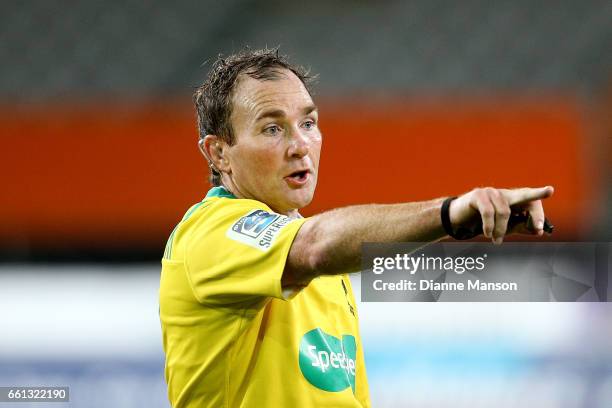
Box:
255;105;318;122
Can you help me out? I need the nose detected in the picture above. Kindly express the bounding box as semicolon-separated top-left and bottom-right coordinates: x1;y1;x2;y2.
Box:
287;127;310;159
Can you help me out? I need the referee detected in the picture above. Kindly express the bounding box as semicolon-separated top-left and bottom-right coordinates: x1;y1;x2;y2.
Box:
159;48;553;407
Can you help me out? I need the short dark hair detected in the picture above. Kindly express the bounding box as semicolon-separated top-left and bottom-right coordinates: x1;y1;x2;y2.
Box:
194;47;315;186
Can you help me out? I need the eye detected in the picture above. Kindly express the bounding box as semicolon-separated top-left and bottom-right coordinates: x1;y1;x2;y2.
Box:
263;125;282;136
302;120;317;130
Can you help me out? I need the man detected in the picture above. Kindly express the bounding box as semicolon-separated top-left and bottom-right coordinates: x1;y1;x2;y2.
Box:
159;48;553;407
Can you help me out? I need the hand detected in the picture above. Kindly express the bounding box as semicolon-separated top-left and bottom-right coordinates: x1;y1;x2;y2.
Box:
449;186;555;244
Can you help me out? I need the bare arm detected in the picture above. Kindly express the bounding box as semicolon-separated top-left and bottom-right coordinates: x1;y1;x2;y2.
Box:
284;199;446;286
283;186;554;287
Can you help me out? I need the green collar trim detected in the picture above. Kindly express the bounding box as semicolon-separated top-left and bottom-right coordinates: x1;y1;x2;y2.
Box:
205;186;237;199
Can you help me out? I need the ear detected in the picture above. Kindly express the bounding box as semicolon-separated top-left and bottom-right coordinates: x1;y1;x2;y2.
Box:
199;135;231;173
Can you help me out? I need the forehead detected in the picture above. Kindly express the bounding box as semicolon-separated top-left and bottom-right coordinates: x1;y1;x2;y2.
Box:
230;69;314;122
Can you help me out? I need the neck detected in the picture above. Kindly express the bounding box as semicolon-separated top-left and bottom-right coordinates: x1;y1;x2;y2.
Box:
285;209;301;219
220;174;242;199
220;174;299;217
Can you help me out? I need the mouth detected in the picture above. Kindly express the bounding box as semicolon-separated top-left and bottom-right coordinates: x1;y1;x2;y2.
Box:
284;169;311;187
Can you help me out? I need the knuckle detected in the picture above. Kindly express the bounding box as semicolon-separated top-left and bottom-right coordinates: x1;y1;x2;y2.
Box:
498;208;511;218
481;208;494;218
471;190;486;204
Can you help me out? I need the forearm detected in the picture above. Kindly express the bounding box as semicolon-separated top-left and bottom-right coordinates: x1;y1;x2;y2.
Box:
285;198;447;285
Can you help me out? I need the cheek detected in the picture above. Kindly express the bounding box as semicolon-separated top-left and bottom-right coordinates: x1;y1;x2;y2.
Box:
253;151;280;173
310;138;322;166
234;146;281;180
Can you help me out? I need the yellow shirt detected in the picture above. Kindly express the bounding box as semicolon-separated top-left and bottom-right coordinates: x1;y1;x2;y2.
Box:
159;187;370;407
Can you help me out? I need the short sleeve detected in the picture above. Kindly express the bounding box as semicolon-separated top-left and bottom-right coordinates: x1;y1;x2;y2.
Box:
184;199;307;306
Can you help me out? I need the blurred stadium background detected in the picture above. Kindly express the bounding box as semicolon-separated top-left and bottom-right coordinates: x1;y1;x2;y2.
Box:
1;1;611;407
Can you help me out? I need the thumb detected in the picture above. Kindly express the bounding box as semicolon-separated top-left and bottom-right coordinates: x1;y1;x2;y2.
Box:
502;186;555;206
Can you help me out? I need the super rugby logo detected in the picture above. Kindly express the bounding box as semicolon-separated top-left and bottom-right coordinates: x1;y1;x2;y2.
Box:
232;210;279;238
226;209;292;251
299;328;357;394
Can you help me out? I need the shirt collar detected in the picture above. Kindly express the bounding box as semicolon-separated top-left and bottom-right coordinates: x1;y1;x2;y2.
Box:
205;187;304;219
205;186;237;199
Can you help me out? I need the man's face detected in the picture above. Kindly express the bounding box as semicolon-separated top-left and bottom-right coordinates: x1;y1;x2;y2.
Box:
223;69;322;214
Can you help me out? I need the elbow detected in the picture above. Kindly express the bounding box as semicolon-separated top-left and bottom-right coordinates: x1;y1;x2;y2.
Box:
290;243;328;285
304;244;328;275
287;220;329;283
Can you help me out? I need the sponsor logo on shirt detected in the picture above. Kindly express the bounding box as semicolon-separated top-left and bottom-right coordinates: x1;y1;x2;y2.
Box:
226;209;292;251
299;328;357;394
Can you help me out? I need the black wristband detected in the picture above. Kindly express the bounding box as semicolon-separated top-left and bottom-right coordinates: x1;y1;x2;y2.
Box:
440;196;456;237
440;196;483;240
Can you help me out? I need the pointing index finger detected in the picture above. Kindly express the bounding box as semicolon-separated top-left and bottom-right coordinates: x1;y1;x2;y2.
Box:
502;186;554;206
